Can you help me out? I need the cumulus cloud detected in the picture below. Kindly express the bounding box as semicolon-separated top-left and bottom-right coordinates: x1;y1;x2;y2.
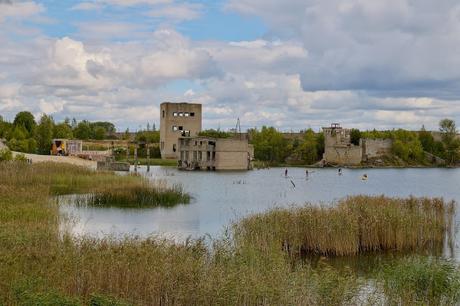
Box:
227;0;460;99
2;0;460;131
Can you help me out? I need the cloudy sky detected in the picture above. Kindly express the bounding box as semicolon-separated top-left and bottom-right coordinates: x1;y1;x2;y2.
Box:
1;0;459;131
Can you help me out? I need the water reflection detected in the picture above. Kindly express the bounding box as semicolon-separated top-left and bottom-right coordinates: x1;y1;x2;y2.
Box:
60;166;460;255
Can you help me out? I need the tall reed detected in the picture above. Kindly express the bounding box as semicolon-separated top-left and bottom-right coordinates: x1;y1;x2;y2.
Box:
1;162;458;305
233;196;455;257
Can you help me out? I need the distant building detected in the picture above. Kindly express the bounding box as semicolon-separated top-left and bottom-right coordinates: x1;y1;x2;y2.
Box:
160;102;202;159
51;139;82;156
177;136;254;170
323;124;392;165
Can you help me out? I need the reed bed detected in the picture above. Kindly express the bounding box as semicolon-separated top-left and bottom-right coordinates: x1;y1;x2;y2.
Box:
1;162;459;305
72;183;190;208
233;196;455;257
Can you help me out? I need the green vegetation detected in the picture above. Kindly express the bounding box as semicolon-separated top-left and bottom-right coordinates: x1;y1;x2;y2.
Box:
198;129;232;138
381;256;460;305
249;126;325;166
0;163;458;305
1;112;119;154
74;184;189;208
353;119;460;166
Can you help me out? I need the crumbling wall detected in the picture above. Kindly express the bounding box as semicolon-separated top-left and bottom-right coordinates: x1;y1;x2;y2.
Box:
362;139;392;159
323;145;362;165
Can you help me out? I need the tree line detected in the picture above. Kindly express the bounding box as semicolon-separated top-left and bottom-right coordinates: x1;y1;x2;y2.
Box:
249;119;460;166
0;112;116;154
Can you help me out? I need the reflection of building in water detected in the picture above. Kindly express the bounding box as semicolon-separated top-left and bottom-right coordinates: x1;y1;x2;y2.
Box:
323;123;392;166
160;102;202;159
178;136;254;171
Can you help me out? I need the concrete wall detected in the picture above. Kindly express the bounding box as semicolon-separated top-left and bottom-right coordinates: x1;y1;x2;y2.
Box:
215;138;252;170
323;145;362;165
178;137;252;170
160;102;202;159
362;138;392;159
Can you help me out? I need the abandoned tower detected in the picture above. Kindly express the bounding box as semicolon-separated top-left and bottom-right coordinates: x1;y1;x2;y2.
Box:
160;101;254;170
160;102;202;159
323;123;392;165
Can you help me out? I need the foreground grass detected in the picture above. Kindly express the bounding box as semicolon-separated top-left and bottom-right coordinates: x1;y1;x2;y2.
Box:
0;162;459;305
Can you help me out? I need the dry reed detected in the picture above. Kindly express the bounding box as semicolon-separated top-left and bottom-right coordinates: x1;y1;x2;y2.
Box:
233;196;455;257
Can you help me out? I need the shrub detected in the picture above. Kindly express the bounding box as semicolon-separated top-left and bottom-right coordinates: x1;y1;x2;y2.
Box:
0;148;13;161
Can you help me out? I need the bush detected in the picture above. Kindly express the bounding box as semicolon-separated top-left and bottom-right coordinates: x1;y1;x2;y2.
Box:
0;148;13;161
14;153;28;162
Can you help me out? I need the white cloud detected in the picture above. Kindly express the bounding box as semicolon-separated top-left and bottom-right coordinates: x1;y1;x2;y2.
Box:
146;3;202;21
0;1;43;22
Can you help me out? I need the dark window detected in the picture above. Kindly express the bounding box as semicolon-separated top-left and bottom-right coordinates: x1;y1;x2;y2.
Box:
162;110;165;118
190;112;195;117
173;144;176;152
178;126;183;130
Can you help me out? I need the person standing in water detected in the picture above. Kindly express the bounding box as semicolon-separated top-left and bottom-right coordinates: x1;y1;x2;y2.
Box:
285;168;288;177
305;169;309;178
338;168;342;175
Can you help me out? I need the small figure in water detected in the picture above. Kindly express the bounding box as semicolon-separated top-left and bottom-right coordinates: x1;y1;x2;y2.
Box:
338;168;342;175
362;174;368;180
305;169;309;178
285;168;288;177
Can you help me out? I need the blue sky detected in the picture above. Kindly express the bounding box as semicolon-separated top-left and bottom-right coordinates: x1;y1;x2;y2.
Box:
1;0;460;131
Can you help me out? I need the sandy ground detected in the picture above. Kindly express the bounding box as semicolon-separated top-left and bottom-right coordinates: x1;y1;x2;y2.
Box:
12;151;97;169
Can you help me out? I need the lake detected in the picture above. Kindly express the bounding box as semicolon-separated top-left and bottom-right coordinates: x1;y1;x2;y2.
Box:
60;166;460;249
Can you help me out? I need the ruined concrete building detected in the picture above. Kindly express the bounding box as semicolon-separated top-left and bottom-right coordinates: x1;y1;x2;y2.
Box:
160;102;254;170
160;102;202;159
178;136;254;170
323;123;392;165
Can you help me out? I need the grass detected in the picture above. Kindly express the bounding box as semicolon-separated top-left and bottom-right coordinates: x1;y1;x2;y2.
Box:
2;162;190;208
233;196;455;257
72;183;190;208
0;161;459;305
380;256;460;305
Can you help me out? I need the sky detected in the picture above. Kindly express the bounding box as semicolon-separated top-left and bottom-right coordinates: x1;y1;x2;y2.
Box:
1;0;460;132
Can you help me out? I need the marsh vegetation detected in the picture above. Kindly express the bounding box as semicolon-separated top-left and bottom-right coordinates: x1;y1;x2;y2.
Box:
0;162;459;305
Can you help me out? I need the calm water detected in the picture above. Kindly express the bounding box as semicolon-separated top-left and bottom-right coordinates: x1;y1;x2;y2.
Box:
60;166;460;245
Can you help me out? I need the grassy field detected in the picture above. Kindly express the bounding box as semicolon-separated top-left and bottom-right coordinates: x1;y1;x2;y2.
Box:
0;162;459;305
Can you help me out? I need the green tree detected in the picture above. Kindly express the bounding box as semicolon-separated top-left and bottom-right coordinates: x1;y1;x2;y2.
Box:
36;114;54;154
93;126;106;140
439;119;460;164
296;129;318;164
350;129;361;146
135;131;160;143
53;122;73;139
250;126;289;163
74;121;91;140
13;111;36;136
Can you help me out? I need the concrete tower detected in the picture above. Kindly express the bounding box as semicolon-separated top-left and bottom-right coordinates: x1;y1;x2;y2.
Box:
160;102;202;159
